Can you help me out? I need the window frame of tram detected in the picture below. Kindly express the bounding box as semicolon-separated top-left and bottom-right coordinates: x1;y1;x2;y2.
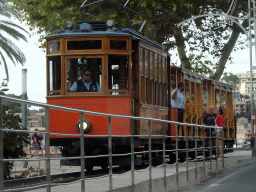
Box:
65;38;104;53
108;38;128;52
47;56;61;96
66;56;103;94
139;46;167;107
215;84;221;108
107;55;129;95
48;41;61;53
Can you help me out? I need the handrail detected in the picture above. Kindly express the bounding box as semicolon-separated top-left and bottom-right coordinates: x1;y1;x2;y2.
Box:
0;95;223;129
0;95;229;192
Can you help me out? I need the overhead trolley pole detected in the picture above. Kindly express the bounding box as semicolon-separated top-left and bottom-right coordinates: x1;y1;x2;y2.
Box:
249;0;256;156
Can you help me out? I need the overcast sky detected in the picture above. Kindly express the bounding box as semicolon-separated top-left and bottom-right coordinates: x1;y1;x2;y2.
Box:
0;20;251;106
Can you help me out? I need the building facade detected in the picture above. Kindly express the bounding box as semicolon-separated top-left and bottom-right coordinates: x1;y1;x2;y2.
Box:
237;72;256;98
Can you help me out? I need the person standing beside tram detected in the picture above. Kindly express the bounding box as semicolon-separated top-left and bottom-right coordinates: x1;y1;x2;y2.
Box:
32;129;40;158
203;105;217;150
216;107;224;161
171;82;185;132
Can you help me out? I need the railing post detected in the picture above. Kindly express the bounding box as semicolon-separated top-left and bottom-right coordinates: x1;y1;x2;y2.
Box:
194;126;198;180
22;69;28;168
222;134;224;168
80;113;85;192
216;127;218;171
0;98;4;191
45;107;51;192
148;120;152;192
210;127;212;173
130;119;135;192
186;125;189;183
203;126;206;177
162;122;166;190
176;124;179;188
108;116;113;191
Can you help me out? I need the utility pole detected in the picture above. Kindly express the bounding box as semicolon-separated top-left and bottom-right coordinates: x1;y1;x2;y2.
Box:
249;0;256;156
22;69;28;168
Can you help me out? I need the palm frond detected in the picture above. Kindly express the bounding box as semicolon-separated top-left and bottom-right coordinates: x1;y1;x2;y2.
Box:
0;0;28;81
0;21;28;42
0;50;9;81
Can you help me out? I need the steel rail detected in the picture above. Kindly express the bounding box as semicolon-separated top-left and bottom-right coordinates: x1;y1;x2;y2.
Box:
0;95;224;130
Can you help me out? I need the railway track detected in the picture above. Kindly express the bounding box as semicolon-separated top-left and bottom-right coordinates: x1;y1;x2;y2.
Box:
5;167;111;190
4;154;220;191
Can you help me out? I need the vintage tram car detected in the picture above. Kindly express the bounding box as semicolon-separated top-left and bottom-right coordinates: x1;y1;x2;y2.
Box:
46;20;236;170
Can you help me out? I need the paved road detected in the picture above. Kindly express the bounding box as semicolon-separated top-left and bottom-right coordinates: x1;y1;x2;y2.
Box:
178;160;256;192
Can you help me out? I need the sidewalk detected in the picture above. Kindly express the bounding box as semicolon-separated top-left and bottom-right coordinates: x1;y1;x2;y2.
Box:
11;150;256;192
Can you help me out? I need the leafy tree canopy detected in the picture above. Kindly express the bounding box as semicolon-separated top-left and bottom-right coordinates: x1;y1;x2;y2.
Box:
221;73;240;85
8;0;248;79
0;90;29;178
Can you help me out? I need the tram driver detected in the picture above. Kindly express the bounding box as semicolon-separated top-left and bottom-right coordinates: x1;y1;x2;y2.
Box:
70;70;102;92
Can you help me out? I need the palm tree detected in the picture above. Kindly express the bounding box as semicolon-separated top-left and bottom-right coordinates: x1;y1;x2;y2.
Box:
0;0;28;82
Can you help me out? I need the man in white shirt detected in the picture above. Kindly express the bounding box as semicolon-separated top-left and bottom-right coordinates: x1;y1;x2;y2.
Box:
70;70;102;92
171;82;185;126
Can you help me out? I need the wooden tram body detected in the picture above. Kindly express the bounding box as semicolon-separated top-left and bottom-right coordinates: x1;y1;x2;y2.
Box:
46;21;236;169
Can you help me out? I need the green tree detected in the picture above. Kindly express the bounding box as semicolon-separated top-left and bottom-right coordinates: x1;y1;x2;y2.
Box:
0;0;28;81
8;0;248;80
244;95;250;100
221;73;240;85
0;87;29;178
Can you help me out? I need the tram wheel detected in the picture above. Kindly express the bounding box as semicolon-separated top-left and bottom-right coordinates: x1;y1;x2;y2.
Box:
168;153;176;164
101;163;108;170
179;154;186;163
189;152;196;160
85;165;93;172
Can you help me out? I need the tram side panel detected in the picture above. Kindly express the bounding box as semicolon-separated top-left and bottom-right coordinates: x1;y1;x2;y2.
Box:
48;97;131;139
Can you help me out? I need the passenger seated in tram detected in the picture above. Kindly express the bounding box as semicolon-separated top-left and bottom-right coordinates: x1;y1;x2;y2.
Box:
69;69;102;92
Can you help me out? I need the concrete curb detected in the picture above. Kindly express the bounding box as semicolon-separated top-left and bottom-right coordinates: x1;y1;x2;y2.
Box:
109;156;256;192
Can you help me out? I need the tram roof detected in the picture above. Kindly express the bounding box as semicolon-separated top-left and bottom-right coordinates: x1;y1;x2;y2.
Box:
45;22;166;51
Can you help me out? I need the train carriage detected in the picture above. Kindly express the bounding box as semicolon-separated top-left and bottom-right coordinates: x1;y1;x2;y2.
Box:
46;21;170;169
46;20;236;170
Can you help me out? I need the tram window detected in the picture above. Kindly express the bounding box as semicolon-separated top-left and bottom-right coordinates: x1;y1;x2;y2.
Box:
145;50;148;77
48;56;61;95
159;84;163;106
140;48;143;76
49;42;60;52
202;83;208;107
67;57;102;92
154;54;158;80
221;91;226;108
110;40;126;50
150;52;153;78
108;56;128;94
67;40;102;50
162;58;166;82
191;83;195;105
185;80;190;103
158;57;162;82
215;90;220;108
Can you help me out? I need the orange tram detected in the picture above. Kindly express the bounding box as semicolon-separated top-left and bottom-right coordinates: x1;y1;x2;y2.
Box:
46;20;236;170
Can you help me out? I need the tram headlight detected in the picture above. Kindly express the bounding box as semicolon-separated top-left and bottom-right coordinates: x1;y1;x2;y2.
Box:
66;21;74;30
106;20;115;28
76;118;92;133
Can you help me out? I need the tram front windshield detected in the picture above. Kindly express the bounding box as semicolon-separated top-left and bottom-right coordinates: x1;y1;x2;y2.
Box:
67;57;102;92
